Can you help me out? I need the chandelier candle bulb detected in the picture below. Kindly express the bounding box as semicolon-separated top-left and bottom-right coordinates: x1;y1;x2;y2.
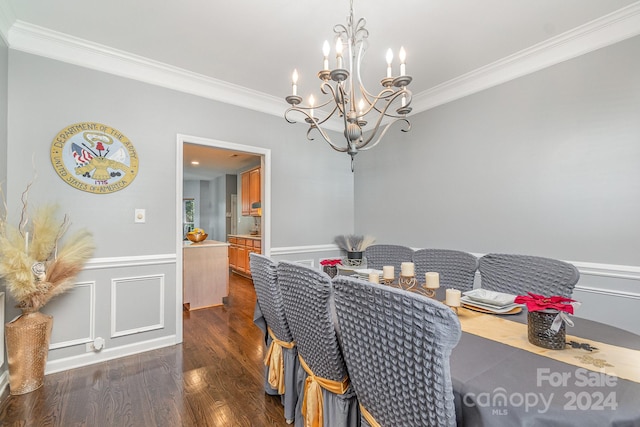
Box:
309;94;315;118
336;39;343;69
425;272;440;289
368;272;379;284
401;262;414;277
292;69;298;96
323;40;330;70
399;46;406;76
445;288;462;307
382;265;394;280
386;49;393;78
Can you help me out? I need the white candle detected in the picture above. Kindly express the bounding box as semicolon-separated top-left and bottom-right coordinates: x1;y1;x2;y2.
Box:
335;39;343;69
309;94;315;118
292;69;298;96
368;272;379;284
401;262;414;277
399;46;406;76
322;40;330;70
382;266;394;280
445;288;461;307
386;49;393;78
25;231;29;253
425;272;440;289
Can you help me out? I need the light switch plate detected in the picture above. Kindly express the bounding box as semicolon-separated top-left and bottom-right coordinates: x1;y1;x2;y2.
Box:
135;208;146;223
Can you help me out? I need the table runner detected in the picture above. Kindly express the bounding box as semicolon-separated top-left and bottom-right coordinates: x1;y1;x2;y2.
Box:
457;307;640;383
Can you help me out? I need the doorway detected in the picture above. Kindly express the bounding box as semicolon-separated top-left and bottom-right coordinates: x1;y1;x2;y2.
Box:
175;134;271;343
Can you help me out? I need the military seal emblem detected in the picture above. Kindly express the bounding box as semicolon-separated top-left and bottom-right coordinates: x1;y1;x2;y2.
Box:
50;122;139;194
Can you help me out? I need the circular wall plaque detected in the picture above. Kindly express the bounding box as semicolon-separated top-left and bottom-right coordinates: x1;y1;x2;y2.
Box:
50;122;139;194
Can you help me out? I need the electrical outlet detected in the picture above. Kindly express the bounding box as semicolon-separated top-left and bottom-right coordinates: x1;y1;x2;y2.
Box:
86;337;105;352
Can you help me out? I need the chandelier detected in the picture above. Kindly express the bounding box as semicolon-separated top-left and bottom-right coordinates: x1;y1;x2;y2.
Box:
284;0;413;172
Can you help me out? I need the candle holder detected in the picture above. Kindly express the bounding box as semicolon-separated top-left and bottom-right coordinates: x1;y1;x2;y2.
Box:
420;286;436;299
445;303;460;315
398;275;417;290
382;278;394;286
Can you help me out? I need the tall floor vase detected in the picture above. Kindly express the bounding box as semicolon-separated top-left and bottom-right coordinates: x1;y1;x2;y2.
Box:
5;309;53;395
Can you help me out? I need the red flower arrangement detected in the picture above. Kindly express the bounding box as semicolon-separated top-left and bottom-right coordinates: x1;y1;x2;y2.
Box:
320;258;342;266
514;292;577;314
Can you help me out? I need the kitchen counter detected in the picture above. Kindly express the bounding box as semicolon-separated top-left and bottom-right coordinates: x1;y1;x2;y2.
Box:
227;234;261;240
184;239;230;248
183;240;229;310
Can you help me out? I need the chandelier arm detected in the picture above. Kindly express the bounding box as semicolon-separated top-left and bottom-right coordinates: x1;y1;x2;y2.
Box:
355;91;409;149
358;118;411;151
368;89;413;119
285;107;349;153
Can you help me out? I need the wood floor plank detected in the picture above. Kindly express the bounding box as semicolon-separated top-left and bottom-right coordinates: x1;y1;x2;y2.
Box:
0;273;289;426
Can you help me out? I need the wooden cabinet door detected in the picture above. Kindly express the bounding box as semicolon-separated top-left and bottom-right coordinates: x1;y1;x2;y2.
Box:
237;246;247;272
249;168;261;216
241;172;250;216
229;245;237;268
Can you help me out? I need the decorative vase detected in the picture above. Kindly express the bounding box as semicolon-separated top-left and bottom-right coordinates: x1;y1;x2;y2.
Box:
527;309;565;350
345;251;364;267
5;309;53;395
323;265;338;278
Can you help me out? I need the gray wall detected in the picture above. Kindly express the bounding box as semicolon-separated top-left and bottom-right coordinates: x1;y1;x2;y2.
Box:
354;35;640;333
0;34;8;386
4;49;354;367
356;35;640;265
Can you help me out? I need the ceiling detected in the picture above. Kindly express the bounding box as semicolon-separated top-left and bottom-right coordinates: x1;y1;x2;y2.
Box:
2;0;639;176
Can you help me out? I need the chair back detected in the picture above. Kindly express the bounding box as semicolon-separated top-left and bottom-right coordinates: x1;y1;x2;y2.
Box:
249;253;293;343
478;253;579;297
333;276;460;427
277;261;350;383
413;248;478;292
364;244;414;271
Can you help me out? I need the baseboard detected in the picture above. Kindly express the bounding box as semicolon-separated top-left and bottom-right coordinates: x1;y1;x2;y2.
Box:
45;335;178;375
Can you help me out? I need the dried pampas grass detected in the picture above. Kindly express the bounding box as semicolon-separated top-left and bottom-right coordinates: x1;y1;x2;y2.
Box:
0;183;95;311
334;234;376;252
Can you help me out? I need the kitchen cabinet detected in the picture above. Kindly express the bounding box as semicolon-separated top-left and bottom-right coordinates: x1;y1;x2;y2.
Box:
228;235;261;277
241;167;261;216
183;240;230;310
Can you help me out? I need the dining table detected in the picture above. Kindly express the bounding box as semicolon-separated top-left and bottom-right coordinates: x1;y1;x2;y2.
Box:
418;285;640;427
255;270;640;426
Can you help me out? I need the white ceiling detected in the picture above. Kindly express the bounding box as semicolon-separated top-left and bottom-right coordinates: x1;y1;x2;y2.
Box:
2;0;639;176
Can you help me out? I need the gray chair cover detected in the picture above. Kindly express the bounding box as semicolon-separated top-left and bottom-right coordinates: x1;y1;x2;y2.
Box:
413;248;478;292
276;261;360;427
478;253;579;297
249;253;299;423
332;276;461;427
364;244;414;272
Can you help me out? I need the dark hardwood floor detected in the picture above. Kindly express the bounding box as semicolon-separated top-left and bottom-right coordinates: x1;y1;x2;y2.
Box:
0;273;289;426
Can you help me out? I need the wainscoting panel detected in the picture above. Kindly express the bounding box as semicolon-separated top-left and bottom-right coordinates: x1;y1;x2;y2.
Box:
111;274;165;338
46;282;95;350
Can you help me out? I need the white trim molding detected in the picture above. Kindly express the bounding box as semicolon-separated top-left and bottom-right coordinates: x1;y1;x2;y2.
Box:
45;335;177;375
110;274;165;338
271;244;340;256
85;253;176;270
0;1;15;43
49;281;96;350
4;2;640;122
411;2;640;114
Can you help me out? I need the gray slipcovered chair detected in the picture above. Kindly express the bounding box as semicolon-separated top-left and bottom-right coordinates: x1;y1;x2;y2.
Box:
332;275;461;427
277;261;360;427
249;253;299;424
478;253;579;297
363;244;414;272
413;248;478;292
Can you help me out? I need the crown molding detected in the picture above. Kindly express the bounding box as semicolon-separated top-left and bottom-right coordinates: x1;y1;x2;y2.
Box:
411;1;640;114
5;2;640;120
8;20;287;117
0;1;16;44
